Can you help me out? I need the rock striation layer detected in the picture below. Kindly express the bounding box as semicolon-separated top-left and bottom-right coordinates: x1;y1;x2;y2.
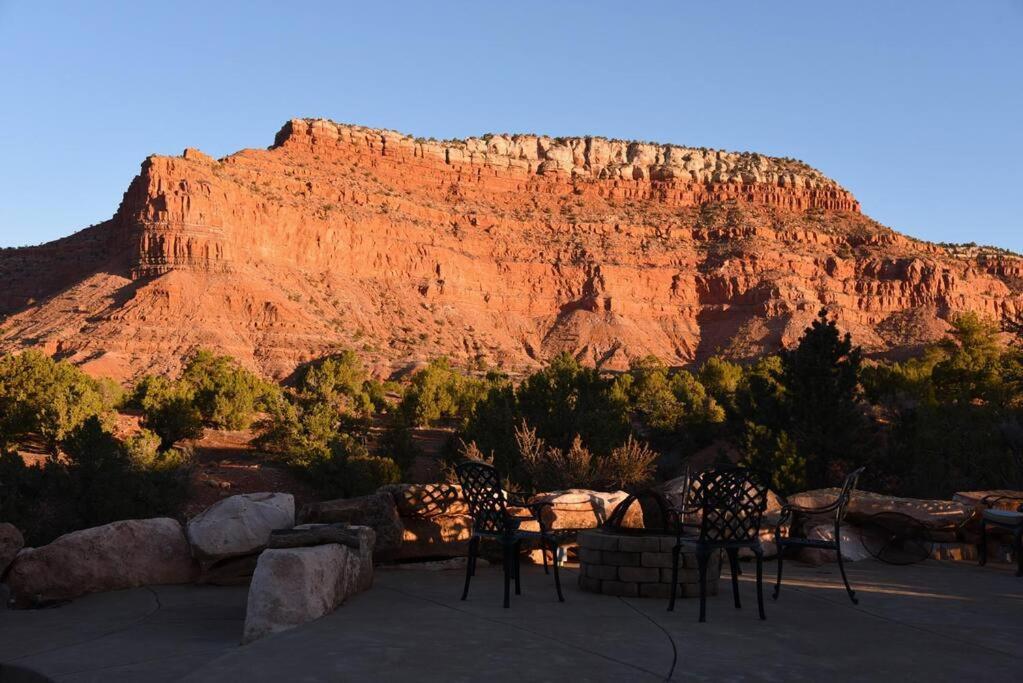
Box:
0;118;1020;379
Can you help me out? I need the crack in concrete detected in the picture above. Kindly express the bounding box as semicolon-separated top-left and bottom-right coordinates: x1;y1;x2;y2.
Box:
7;587;163;664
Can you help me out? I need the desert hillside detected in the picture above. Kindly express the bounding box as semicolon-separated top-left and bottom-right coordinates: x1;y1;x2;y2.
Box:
1;118;1020;380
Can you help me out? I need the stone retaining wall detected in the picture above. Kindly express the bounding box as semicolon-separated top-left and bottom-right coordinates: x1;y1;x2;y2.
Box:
577;530;721;598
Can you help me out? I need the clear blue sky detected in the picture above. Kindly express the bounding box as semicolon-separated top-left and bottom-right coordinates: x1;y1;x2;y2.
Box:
1;1;1021;251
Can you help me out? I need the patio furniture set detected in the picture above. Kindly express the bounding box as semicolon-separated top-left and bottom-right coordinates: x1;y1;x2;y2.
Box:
455;460;1023;621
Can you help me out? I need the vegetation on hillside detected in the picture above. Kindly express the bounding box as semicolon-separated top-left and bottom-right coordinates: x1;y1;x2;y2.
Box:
1;312;1021;545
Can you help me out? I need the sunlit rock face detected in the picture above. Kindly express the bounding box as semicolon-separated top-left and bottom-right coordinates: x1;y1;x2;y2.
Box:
0;118;1019;380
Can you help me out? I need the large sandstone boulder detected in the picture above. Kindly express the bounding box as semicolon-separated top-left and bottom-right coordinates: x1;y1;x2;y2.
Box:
187;492;295;563
787;489;969;541
0;523;24;577
396;514;473;560
799;524;871;565
187;492;295;585
521;489;643;531
6;518;197;606
242;543;363;643
298;492;403;558
187;492;294;564
379;483;469;518
282;524;377;592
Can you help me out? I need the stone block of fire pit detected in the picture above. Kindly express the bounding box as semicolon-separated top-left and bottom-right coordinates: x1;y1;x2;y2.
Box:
577;529;720;599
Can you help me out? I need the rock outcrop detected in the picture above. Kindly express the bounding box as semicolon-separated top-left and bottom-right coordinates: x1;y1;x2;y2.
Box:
1;118;1020;380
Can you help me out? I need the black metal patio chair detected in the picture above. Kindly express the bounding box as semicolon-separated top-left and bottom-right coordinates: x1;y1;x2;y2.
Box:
978;493;1023;576
667;465;770;622
455;460;565;608
772;466;865;604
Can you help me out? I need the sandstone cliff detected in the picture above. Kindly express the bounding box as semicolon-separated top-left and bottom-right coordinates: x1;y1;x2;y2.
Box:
1;118;1020;380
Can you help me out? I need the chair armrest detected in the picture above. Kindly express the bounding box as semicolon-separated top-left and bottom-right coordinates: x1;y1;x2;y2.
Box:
506;495;554;533
667;506;702;540
780;500;842;515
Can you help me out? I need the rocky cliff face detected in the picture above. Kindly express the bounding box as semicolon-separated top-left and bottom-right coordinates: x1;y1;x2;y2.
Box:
1;118;1019;380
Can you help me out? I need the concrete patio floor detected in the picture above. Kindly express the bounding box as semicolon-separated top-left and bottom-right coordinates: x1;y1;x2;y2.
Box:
1;559;1021;682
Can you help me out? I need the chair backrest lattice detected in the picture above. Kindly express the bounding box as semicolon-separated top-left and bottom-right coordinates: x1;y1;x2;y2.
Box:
694;466;769;543
455;461;509;534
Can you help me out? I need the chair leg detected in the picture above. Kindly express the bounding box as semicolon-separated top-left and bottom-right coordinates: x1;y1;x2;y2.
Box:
755;549;766;620
548;538;565;602
541;538;550;575
1015;529;1023;577
461;536;478;601
727;548;741;609
978;519;988;566
697;550;709;623
773;542;785;600
514;540;522;595
668;545;681;612
835;534;858;605
503;540;511;608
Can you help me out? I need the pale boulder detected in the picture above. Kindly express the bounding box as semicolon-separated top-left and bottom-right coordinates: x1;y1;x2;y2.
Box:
799;525;871;565
286;524;376;592
6;518;197;606
187;492;295;562
242;543;362;643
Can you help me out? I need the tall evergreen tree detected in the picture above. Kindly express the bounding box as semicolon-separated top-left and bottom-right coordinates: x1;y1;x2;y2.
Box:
779;308;867;487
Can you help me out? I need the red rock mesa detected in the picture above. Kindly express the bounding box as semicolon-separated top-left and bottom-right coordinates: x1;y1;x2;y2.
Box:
1;119;1020;380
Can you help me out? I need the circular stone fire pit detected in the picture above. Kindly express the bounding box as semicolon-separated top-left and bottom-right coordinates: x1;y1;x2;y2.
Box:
577;529;721;599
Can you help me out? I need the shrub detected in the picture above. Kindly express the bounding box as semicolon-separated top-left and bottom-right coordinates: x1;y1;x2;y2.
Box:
258;393;336;467
596;435;659;490
295;351;380;417
0;417;191;545
697;356;743;408
339;453;402;497
180;350;275;429
0;351;110;452
262;350;400;473
739;422;806;494
511;421;655;491
515;423;593;492
299;433;400;498
397;358;491;427
133;375;204;449
458;382;517;472
0;449;47;540
865;314;1023;497
612;356;724;457
515;353;630;455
